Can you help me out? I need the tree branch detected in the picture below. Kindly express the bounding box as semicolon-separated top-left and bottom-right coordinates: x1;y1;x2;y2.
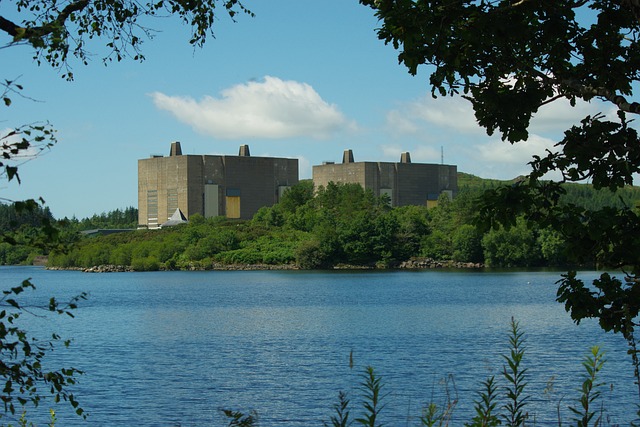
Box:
28;0;91;38
0;0;91;42
0;16;20;38
55;0;91;27
565;80;640;114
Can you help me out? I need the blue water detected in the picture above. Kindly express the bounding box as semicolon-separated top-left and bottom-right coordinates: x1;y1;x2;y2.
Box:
0;267;637;426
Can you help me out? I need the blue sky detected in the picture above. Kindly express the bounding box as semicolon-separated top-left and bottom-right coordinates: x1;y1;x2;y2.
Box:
1;0;616;219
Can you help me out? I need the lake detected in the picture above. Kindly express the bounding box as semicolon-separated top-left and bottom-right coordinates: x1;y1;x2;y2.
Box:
0;266;637;426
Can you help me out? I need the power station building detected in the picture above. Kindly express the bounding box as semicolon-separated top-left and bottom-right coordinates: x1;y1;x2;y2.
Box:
312;150;457;208
138;142;298;228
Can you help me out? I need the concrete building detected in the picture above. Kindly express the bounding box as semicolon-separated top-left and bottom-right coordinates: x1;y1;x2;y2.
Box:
138;142;298;228
312;150;457;208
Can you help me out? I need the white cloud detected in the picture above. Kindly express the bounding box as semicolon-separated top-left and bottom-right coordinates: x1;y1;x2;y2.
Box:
150;76;356;139
467;134;563;180
412;145;442;163
529;98;609;136
476;134;556;165
385;92;619;141
385;96;484;137
379;144;441;164
384;110;420;135
380;144;403;160
381;93;626;181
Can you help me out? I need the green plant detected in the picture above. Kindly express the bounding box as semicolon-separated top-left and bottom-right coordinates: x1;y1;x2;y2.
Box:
0;281;86;418
3;408;56;427
324;391;352;427
420;401;457;427
221;409;257;427
421;375;457;427
355;367;384;427
569;346;606;427
465;376;500;427
502;318;529;427
225;321;629;427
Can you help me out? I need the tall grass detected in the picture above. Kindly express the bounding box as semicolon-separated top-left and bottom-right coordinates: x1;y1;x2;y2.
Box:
220;318;629;426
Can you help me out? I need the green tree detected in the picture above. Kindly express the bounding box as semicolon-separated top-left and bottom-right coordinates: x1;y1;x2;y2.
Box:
452;224;483;264
278;180;315;216
482;217;541;268
389;205;430;260
0;0;252;79
537;227;568;266
1;0;254;419
360;0;640;339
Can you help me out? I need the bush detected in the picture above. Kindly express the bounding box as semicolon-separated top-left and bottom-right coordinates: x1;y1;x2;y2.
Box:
131;256;160;271
295;239;331;269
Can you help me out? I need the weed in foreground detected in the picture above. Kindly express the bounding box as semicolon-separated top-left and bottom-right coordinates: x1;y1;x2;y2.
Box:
220;319;621;426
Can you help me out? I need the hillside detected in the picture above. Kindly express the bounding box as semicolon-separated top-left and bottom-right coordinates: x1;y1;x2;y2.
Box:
457;172;640;210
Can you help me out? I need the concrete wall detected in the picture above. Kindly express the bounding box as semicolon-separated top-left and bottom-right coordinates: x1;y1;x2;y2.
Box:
312;161;458;208
312;163;368;190
139;155;200;227
138;147;298;227
219;156;296;219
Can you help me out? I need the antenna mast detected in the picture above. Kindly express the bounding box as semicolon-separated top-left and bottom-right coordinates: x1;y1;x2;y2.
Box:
441;146;444;165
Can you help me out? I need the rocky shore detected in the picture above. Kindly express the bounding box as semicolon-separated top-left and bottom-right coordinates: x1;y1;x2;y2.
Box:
47;258;483;273
397;257;484;269
47;265;135;273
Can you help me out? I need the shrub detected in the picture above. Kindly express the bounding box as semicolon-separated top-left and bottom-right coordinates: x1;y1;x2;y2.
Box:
295;239;331;269
131;256;160;271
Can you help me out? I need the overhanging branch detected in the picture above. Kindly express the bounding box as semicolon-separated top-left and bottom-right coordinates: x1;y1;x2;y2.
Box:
0;0;90;42
566;79;640;114
0;16;19;38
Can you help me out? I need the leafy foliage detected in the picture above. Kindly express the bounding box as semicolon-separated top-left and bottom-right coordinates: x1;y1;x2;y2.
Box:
361;0;640;343
1;0;252;424
324;391;351;427
569;346;606;427
1;0;253;79
465;376;500;427
501;318;528;427
355;367;385;427
221;409;258;427
30;178;640;270
0;280;86;419
65;207;138;231
318;321;611;427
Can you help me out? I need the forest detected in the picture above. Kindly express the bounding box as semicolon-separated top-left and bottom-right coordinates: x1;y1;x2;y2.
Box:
2;174;639;271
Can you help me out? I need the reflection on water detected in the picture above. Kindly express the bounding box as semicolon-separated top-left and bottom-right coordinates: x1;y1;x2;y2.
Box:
0;267;636;426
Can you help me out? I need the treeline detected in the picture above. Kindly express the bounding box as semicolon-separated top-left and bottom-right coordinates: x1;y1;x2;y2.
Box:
62;207;138;231
4;175;640;270
0;204;137;265
0;201;57;265
46;178;638;271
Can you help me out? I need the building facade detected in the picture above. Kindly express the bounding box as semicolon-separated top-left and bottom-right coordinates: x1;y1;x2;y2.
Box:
312;150;457;208
138;142;298;228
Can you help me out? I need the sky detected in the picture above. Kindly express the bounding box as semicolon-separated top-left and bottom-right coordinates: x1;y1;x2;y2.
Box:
0;0;620;219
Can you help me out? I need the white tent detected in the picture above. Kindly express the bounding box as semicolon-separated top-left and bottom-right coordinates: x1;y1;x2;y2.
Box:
160;208;188;228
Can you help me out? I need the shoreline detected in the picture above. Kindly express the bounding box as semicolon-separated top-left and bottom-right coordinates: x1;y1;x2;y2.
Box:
45;258;485;273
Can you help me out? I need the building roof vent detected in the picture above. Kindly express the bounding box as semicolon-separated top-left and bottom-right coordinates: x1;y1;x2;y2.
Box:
239;144;251;157
170;141;182;156
342;149;354;164
400;152;412;164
